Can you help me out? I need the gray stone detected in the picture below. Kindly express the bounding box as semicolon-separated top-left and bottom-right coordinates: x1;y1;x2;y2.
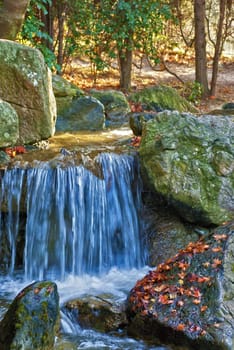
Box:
90;89;130;126
65;293;127;333
139;111;234;225
0;39;57;144
56;96;105;131
52;74;84;115
0;99;19;147
0;281;60;350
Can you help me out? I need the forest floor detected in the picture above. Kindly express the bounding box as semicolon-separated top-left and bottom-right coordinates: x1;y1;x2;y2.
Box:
64;57;234;114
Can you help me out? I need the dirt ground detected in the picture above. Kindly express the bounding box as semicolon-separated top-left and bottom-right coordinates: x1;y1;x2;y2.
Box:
65;58;234;114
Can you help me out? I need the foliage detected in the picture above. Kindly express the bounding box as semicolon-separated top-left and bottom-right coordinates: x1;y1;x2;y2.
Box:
18;0;59;71
184;81;204;104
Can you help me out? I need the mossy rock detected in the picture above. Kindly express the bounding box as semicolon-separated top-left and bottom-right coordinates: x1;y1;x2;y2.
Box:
127;222;234;350
0;281;60;350
129;85;198;113
90;89;130;126
139;111;234;225
52;75;84;115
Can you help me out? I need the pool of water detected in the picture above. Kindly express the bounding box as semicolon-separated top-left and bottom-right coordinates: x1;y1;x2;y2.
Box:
0;268;171;350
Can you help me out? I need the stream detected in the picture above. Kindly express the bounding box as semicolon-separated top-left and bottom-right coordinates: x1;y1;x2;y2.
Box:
0;128;171;350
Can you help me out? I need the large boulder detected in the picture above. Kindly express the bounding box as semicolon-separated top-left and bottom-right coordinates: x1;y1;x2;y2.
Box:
139;111;234;226
0;39;57;144
0;281;60;350
127;222;234;350
129;85;198;113
56;96;105;131
0;99;19;147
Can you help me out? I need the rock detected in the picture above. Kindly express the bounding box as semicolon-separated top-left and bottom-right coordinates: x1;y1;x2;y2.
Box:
206;109;234;116
90;89;130;126
129;85;198;113
139;111;234;225
143;200;200;267
127;222;234;350
0;151;11;165
65;294;127;333
0;99;19;147
222;102;234;110
0;39;57;144
52;74;84;115
56;96;105;131
0;281;60;350
129;112;157;136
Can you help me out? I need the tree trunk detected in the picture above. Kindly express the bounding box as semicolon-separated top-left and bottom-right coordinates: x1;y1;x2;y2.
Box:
0;0;30;40
210;0;226;96
41;2;54;51
194;0;209;96
118;48;133;91
57;2;65;72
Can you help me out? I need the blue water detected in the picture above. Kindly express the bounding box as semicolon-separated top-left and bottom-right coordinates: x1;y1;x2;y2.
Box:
0;152;169;349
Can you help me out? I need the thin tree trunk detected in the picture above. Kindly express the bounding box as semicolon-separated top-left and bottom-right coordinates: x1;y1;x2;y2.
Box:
210;0;226;96
0;0;30;40
57;2;65;73
41;2;54;51
194;0;209;96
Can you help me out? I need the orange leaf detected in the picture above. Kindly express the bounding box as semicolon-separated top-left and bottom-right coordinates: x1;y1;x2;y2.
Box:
177;300;184;307
158;294;173;305
193;299;201;304
212;247;222;252
154;284;168;293
213;234;227;241
176;323;186;331
200;305;208;312
178;261;190;270
212;258;222;268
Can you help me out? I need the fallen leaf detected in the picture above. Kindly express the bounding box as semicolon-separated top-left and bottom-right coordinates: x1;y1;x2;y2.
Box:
176;323;186;331
212;258;222;268
213;234;227;241
158;294;173;305
200;305;208;312
193;299;201;304
177;300;184;307
212;247;222;252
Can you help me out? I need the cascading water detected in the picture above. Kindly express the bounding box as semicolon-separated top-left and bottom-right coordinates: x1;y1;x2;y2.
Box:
0;148;170;350
0;152;146;280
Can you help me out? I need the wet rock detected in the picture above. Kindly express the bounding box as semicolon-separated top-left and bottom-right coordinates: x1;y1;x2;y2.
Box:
129;85;197;114
127;222;234;350
139;111;234;225
0;280;60;350
56;96;105;131
0;39;57;145
65;294;127;333
143;200;200;267
90;89;130;127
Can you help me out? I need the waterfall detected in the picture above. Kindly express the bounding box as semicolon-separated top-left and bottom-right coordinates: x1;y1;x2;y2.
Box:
0;153;145;281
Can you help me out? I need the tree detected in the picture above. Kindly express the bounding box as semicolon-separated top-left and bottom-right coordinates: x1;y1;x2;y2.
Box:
207;0;233;96
177;0;233;97
194;0;209;96
0;0;30;40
